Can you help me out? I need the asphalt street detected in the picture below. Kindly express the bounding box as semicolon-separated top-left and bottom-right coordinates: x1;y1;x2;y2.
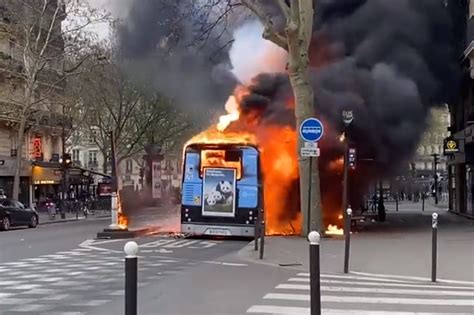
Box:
0;207;473;314
0;213;255;315
0;218;110;263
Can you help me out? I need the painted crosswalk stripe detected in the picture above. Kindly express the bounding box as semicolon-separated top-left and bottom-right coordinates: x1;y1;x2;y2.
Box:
289;277;474;291
298;271;474;287
263;293;474;306
293;274;421;284
247;305;472;315
350;271;474;286
276;284;474;296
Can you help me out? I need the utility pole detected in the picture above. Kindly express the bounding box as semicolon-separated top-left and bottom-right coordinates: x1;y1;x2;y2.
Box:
60;118;71;219
378;180;386;222
342;110;354;234
432;154;439;205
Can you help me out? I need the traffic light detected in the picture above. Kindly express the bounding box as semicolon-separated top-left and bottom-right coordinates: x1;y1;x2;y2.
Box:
348;148;357;169
63;153;72;167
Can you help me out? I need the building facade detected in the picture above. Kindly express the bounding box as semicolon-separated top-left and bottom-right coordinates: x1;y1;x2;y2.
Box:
446;0;474;218
69;132;181;198
0;1;66;206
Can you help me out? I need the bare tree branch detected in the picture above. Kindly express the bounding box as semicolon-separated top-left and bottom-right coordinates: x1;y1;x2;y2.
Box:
277;0;290;21
241;0;288;50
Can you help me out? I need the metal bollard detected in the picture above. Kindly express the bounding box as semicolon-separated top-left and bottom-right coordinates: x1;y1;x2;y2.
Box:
308;231;321;315
254;214;259;252
395;196;399;212
422;194;425;212
124;241;139;315
431;213;438;282
344;207;352;274
259;218;265;259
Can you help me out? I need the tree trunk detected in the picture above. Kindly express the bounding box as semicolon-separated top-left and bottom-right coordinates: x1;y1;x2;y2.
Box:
12;116;27;200
288;66;322;236
286;1;322;236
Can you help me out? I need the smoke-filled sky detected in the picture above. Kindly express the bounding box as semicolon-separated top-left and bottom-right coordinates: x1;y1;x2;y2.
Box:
93;0;464;175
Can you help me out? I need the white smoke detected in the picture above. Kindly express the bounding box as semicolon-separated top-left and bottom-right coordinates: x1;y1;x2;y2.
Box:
229;20;288;85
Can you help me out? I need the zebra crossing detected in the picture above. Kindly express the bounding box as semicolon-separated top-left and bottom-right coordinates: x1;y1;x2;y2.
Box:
246;272;474;314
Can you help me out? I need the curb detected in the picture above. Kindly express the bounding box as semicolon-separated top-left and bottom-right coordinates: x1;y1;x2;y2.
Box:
39;214;111;225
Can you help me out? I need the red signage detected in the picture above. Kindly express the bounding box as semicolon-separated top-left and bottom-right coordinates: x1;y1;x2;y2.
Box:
32;137;42;159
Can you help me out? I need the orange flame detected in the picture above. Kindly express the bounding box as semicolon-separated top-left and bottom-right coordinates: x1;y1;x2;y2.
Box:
339;132;346;142
217;96;240;131
117;192;128;230
328;157;344;172
325;224;344;235
259;126;300;235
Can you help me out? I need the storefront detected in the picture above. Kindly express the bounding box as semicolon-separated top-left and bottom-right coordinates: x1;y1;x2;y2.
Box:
31;163;62;205
0;156;31;205
445;134;474;218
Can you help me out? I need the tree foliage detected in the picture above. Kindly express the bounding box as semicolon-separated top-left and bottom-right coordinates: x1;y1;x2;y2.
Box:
75;56;190;170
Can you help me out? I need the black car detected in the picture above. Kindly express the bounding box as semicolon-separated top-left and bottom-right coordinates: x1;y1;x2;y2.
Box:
0;199;39;231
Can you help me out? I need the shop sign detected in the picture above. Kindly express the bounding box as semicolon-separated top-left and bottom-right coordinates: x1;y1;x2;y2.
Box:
34;180;56;185
444;138;460;155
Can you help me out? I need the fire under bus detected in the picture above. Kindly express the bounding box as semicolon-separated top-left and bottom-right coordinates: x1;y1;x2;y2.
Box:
181;142;263;237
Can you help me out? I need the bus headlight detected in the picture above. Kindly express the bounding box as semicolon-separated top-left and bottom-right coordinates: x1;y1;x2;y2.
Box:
187;218;191;222
246;220;249;224
185;208;189;213
249;211;253;215
185;213;188;218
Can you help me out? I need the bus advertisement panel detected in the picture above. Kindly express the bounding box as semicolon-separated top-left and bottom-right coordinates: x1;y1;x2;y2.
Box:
202;168;236;217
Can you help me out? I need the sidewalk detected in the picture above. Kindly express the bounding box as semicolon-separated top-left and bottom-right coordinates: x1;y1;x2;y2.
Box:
38;210;110;225
239;208;474;282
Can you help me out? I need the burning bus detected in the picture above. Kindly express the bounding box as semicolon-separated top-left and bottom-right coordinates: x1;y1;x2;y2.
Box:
181;131;262;237
180;92;304;237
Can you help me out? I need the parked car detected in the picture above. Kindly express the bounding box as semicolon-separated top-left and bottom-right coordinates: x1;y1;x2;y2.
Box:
0;199;39;231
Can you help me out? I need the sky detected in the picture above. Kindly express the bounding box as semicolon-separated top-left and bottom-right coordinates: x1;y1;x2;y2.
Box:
79;0;133;40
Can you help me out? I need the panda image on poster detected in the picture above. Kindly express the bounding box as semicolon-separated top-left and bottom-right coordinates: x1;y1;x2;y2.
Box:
202;168;236;217
216;180;233;205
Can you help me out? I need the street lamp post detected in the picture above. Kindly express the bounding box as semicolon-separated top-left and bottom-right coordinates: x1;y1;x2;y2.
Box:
342;110;354;233
431;154;439;205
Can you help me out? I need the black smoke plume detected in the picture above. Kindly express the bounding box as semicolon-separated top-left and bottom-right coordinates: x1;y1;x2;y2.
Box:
233;0;464;218
116;0;238;114
241;0;464;176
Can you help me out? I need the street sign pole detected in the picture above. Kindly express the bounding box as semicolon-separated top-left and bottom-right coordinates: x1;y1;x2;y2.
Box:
308;156;312;233
300;118;324;234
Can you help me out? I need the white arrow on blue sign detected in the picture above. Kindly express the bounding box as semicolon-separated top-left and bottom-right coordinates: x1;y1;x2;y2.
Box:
300;118;324;143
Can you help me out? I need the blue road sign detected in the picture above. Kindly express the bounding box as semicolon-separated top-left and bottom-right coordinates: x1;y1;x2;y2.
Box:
300;118;324;142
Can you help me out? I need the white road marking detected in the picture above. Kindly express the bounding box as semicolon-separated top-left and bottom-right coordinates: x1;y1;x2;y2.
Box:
275;284;474;296
296;273;419;284
288;276;416;284
263;293;474;306
78;239;122;253
286;279;474;291
204;261;248;267
247;305;472;315
350;271;474;286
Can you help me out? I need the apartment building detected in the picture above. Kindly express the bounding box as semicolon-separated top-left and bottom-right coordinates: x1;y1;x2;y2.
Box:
0;1;67;205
